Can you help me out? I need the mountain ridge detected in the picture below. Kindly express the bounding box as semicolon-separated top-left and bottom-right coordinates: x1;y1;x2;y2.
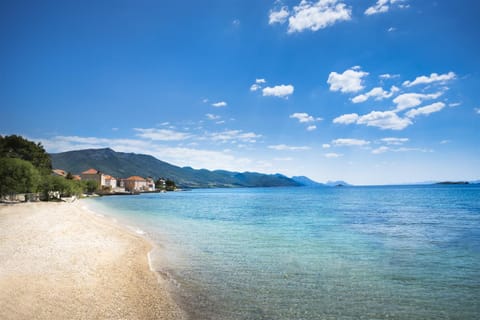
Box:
50;148;302;189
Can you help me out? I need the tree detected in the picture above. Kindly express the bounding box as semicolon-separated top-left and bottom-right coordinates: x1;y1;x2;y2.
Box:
165;179;176;191
0;135;52;175
85;180;99;193
0;158;41;197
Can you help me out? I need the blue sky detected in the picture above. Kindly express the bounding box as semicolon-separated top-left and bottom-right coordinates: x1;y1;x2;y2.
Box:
1;0;479;185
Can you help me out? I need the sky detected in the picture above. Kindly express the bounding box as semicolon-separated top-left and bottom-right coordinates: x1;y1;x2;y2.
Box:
1;0;479;185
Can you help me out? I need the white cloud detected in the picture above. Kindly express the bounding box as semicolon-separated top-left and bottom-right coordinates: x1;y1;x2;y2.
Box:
332;138;370;147
475;108;480;114
387;27;396;32
268;144;311;151
269;6;290;24
250;84;261;91
262;84;294;98
327;68;369;93
212;101;227;107
372;146;432;154
134;128;192;141
380;137;409;145
307;125;317;131
405;102;446;118
206;113;220;120
393;92;443;111
322;143;331;148
290;112;322;123
287;0;351;33
365;0;406;16
365;0;390;15
379;73;399;79
448;102;461;107
333;113;359;124
208;130;261;143
372;146;390;154
325;152;342;158
357;110;412;130
403;72;456;87
351;85;399;103
256;78;266;84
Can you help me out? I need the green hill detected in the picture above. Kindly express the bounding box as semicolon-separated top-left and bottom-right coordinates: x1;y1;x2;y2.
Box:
50;148;301;189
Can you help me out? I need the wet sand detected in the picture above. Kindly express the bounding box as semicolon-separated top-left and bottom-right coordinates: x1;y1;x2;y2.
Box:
0;201;185;320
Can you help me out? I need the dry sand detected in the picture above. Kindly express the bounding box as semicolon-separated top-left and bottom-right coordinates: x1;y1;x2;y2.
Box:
0;201;186;320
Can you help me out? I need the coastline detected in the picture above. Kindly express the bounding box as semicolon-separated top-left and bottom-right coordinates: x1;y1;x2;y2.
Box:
0;201;186;320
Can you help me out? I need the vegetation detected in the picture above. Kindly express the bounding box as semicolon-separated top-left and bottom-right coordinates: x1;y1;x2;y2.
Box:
0;158;41;196
165;179;176;191
0;135;88;201
0;135;52;175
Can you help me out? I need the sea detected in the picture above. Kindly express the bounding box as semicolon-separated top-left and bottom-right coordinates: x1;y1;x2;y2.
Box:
85;185;480;320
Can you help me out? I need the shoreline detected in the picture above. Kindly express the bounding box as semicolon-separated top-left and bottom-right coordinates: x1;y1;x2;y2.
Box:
0;201;186;320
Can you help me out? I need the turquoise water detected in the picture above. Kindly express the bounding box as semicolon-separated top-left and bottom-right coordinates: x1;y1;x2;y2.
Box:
86;185;480;319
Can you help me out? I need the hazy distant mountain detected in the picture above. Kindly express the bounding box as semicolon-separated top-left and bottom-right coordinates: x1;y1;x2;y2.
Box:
291;176;325;187
325;180;351;187
50;148;301;189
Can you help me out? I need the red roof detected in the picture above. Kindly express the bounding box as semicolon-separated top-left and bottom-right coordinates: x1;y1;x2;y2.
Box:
72;175;81;181
82;168;99;174
126;176;146;181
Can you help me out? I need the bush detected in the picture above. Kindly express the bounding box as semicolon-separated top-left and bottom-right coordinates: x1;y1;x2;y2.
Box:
0;157;41;196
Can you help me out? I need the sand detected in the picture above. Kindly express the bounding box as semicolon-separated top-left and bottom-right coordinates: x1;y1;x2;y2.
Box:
0;201;186;320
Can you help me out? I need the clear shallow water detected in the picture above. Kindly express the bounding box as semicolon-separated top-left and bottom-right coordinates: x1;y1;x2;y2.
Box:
86;185;480;319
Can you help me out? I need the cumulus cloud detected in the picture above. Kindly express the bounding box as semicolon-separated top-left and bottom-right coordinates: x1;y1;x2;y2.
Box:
393;92;443;111
332;138;370;147
212;101;227;107
262;84;294;98
333;113;359;124
287;0;352;33
365;0;407;16
327;68;369;93
405;102;446;118
307;125;317;131
268;144;311;151
250;78;267;92
289;112;322;123
322;143;331;148
134;128;192;141
403;72;456;87
351;85;399;103
269;6;290;24
357;111;412;130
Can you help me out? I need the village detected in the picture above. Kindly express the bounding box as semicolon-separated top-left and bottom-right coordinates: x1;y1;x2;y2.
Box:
52;168;171;194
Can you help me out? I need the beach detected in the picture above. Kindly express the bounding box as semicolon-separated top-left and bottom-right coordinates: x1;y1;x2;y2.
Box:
0;201;185;320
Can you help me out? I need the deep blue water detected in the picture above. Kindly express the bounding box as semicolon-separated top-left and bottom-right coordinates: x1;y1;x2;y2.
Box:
86;185;480;319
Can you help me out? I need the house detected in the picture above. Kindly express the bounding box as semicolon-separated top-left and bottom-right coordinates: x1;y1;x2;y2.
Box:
103;175;117;189
123;176;147;192
146;177;155;191
81;168;106;188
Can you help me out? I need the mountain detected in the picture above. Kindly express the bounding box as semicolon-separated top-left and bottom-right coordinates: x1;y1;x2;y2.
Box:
291;176;325;187
50;148;301;189
325;180;351;187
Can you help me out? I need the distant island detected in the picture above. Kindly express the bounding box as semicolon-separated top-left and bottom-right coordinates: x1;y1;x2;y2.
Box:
435;181;470;185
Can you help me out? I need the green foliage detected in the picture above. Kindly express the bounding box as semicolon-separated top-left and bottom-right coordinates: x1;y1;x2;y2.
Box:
155;178;166;190
0;135;52;175
0;157;41;196
39;175;85;200
85;180;99;193
165;179;176;191
65;172;73;180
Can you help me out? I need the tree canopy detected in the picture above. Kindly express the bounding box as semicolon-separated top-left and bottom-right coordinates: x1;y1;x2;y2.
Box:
0;157;41;196
0;135;52;174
